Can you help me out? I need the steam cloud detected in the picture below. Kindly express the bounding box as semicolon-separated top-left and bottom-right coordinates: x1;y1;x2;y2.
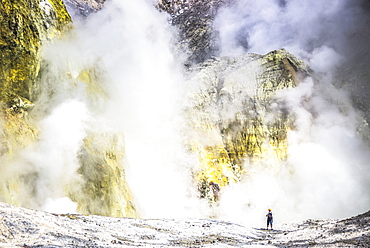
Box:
214;0;369;76
213;0;370;225
1;0;369;226
68;0;369;225
60;0;199;218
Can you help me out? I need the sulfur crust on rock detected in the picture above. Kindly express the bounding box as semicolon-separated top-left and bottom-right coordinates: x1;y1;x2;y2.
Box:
0;0;72;160
72;132;138;218
0;0;72;206
0;0;72;106
186;49;310;203
0;0;138;218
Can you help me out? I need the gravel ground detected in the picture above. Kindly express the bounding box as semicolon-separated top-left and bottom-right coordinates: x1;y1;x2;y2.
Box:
0;202;368;247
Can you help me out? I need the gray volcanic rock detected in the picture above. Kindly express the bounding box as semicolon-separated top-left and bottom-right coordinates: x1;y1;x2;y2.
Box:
0;202;369;247
63;0;106;16
271;211;370;247
157;0;233;64
63;0;232;64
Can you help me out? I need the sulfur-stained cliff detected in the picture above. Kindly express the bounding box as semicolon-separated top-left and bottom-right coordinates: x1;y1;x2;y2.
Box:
0;0;72;203
0;0;138;218
0;0;71;106
185;49;310;202
0;0;313;211
0;0;72;155
155;1;312;203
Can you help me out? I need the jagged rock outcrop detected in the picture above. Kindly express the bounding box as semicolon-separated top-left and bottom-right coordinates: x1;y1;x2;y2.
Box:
73;132;137;217
63;0;106;16
0;0;137;218
185;49;310;202
35;40;138;217
157;0;232;64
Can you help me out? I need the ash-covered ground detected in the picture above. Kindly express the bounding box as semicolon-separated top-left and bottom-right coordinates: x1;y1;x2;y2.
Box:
0;202;368;247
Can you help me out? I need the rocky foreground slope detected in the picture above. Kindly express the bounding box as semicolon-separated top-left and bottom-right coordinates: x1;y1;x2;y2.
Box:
0;202;368;247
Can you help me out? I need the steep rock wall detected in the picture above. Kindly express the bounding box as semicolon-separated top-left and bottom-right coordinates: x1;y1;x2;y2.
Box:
0;0;72;204
157;0;232;64
0;0;71;106
0;0;137;218
185;49;310;202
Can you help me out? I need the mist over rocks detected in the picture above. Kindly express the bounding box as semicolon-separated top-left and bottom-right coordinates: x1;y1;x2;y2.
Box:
183;49;312;206
63;0;232;65
0;0;137;218
0;0;369;239
157;0;233;64
212;0;370;127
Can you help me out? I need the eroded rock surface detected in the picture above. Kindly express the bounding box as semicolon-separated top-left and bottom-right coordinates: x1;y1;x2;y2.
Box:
0;0;71;106
63;0;106;16
185;49;310;202
0;0;72;204
0;0;137;218
157;0;233;64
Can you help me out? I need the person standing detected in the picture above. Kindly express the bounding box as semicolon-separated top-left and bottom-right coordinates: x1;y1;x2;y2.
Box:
266;209;273;230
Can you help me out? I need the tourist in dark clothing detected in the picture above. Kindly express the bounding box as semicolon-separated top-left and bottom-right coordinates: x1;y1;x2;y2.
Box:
266;209;273;230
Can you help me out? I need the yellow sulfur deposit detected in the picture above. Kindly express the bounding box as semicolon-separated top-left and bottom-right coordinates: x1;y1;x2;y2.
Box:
0;0;138;218
186;49;310;203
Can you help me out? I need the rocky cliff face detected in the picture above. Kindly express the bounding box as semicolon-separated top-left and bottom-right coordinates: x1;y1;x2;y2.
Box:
185;49;311;202
157;0;370;210
0;0;137;218
0;0;71;204
153;0;312;203
0;0;309;215
63;0;106;16
157;0;232;64
0;0;71;105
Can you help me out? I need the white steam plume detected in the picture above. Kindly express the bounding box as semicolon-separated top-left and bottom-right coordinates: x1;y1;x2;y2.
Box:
9;100;89;214
6;0;200;217
212;0;370;226
214;0;369;78
217;78;370;226
67;0;201;218
4;0;369;224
